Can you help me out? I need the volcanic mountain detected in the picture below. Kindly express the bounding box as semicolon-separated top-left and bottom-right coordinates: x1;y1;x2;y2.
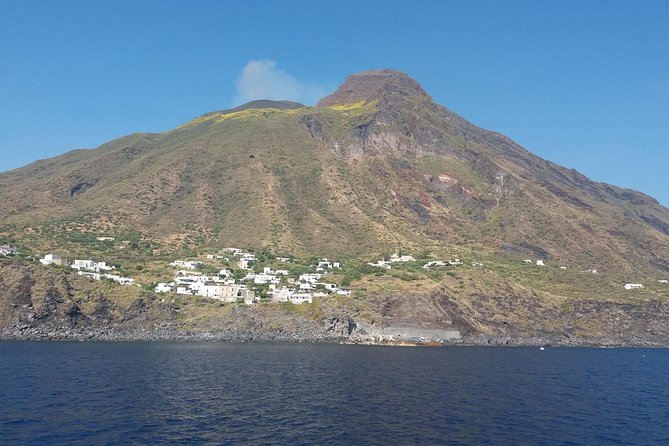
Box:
2;69;668;276
2;69;669;344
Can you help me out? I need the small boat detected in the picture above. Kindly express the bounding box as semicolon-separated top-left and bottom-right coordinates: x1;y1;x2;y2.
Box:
539;347;545;351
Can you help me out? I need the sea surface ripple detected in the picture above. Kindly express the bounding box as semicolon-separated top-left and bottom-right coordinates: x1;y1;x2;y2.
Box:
1;342;668;445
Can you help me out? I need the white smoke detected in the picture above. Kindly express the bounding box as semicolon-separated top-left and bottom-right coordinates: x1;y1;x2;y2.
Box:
233;60;325;105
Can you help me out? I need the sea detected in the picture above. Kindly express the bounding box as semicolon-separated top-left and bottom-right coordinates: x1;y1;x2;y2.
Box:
1;342;668;445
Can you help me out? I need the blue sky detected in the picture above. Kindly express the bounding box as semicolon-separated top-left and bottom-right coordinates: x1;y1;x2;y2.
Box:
1;0;668;204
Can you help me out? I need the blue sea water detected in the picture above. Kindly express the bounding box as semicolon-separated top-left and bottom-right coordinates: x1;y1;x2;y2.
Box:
1;342;668;445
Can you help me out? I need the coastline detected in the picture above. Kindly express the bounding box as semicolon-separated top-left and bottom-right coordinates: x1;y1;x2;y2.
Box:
2;323;668;348
2;262;669;350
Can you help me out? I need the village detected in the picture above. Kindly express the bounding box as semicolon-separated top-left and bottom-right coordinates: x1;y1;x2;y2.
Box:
156;250;353;305
35;247;355;305
2;243;669;302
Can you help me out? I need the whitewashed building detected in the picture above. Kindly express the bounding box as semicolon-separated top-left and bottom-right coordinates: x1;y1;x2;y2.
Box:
176;286;194;295
238;256;256;270
299;273;322;284
40;254;64;266
254;271;277;284
103;274;134;285
169;260;203;270
390;254;415;262
269;287;294;302
71;260;115;272
78;271;101;280
206;254;227;260
368;260;392;270
289;293;313;304
155;283;174;293
319;283;339;293
0;245;17;256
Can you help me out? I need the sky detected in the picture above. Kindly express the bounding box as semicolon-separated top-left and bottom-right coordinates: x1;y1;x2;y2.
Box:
1;0;668;204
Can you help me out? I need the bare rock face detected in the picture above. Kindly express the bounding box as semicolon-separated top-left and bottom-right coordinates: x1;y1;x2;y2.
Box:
316;70;447;161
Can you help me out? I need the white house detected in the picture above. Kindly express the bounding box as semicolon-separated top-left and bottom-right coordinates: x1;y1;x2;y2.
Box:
169;260;203;270
269;287;294;302
317;259;333;269
175;275;201;285
97;262;114;271
71;260;95;270
206;254;227;260
40;253;64;266
319;283;339;293
624;283;644;290
176;270;202;277
238;257;256;270
0;245;17;256
449;259;463;266
176;286;194;295
254;271;277;284
299;273;322;283
71;260;114;272
78;271;101;281
219;269;232;277
336;289;352;296
536;260;545;266
276;256;291;263
103;274;134;285
289;293;313;304
78;271;133;286
523;259;533;264
423;261;446;269
195;275;225;285
659;280;669;284
368;260;392;270
155;283;174;293
390;254;415;262
198;284;226;298
315;258;341;269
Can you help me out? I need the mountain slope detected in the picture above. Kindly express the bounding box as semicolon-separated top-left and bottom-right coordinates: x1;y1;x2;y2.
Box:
0;71;668;278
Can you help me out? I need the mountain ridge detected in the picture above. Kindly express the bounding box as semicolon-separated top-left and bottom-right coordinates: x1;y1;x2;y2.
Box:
0;69;667;273
201;99;306;118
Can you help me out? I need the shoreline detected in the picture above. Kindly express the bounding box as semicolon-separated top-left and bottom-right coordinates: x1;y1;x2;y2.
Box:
2;324;668;348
